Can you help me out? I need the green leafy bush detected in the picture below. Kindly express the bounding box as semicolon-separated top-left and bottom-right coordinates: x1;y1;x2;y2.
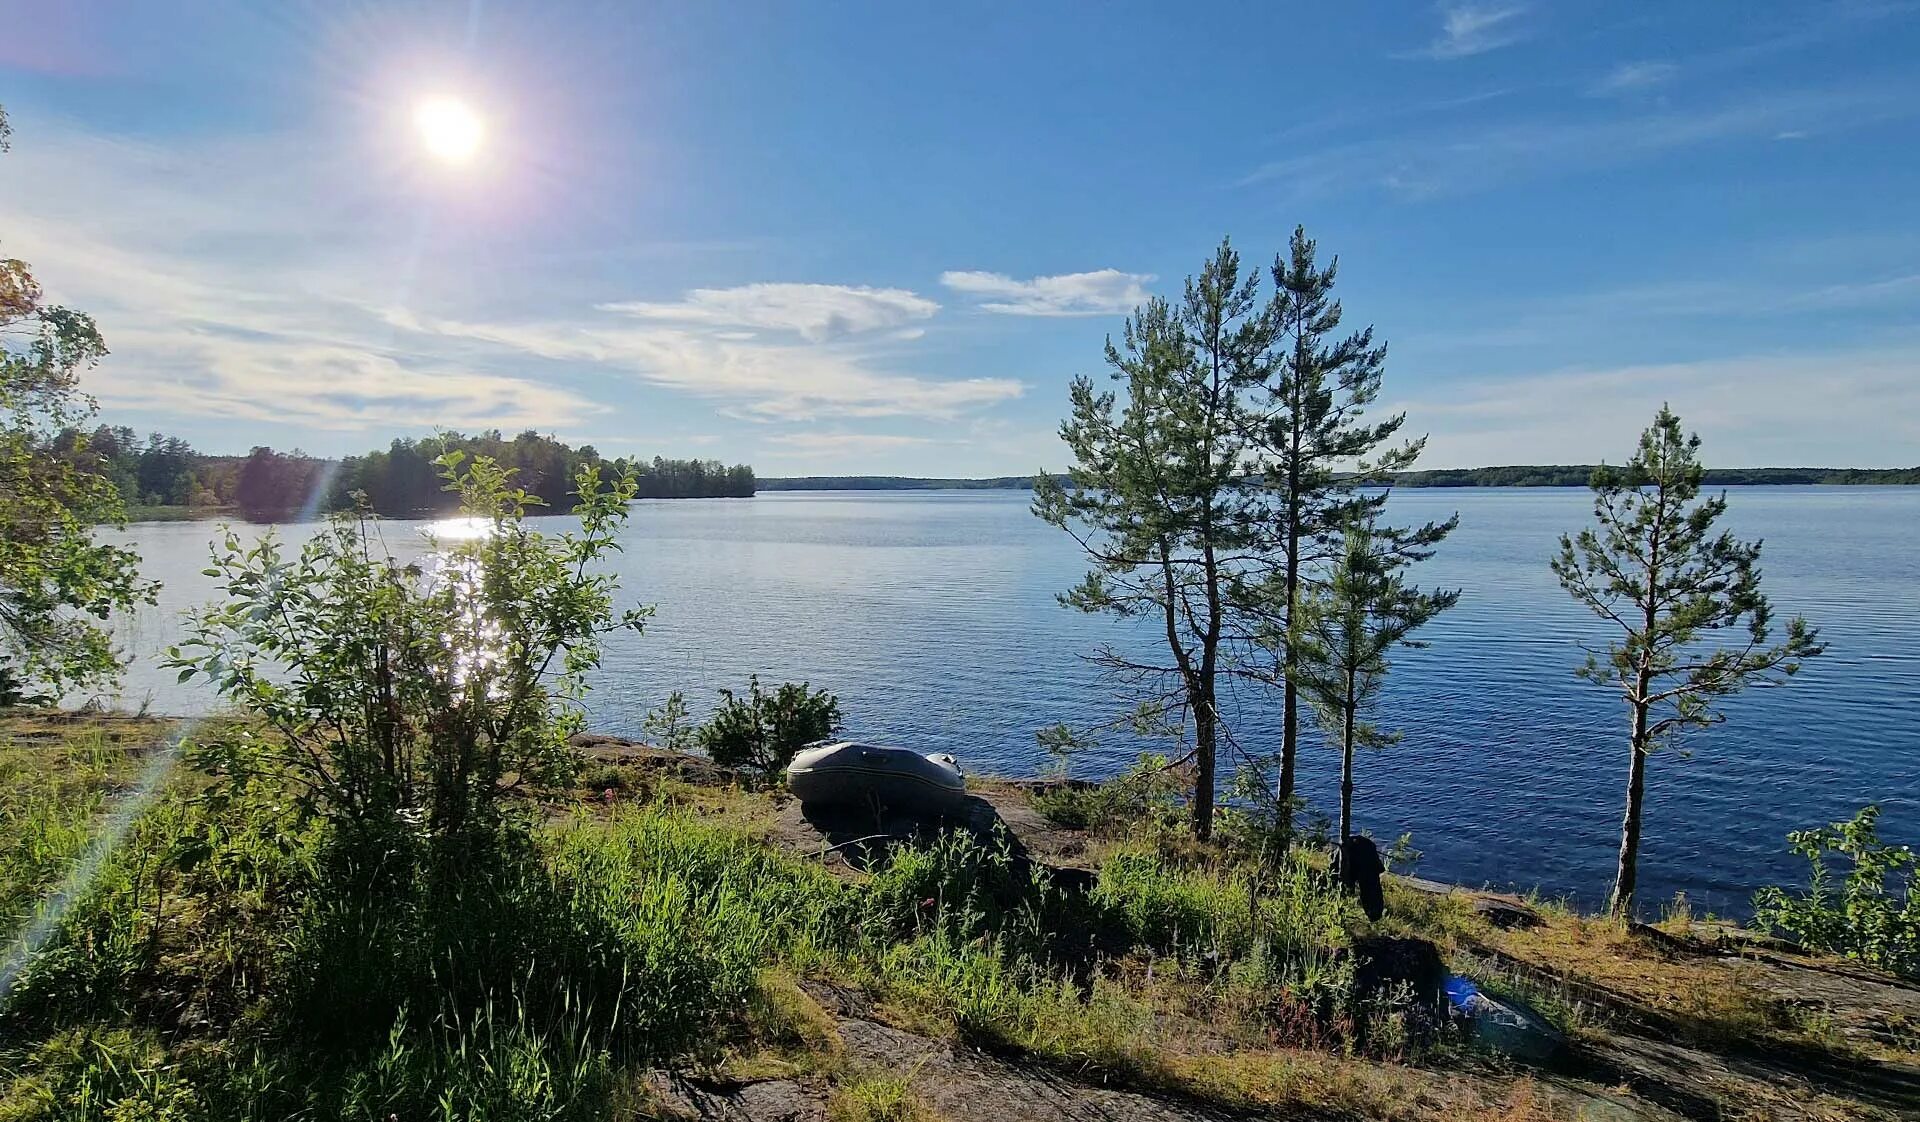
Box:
1028;753;1189;838
171;452;649;850
696;675;842;775
1753;805;1918;977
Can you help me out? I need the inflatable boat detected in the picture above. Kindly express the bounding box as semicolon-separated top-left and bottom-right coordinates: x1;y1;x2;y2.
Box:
785;742;968;815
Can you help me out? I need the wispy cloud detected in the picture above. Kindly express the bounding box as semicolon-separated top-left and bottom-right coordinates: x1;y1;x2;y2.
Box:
1386;346;1920;468
597;282;937;342
388;309;1024;423
0;117;600;435
940;269;1153;317
1407;267;1920;354
1588;61;1679;97
1408;3;1531;60
1;112;1017;439
1237;81;1920;199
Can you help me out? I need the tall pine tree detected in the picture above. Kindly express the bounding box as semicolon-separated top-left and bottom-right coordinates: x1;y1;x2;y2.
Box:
1258;226;1451;839
1553;406;1824;916
1034;239;1277;839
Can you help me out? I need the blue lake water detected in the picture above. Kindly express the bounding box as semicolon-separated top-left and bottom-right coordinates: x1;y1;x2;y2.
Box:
102;487;1919;916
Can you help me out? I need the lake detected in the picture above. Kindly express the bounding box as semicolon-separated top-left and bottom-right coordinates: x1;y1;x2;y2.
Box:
99;487;1918;916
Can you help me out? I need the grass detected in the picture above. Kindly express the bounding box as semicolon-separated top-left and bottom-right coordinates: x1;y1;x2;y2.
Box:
828;1075;931;1122
3;710;1911;1121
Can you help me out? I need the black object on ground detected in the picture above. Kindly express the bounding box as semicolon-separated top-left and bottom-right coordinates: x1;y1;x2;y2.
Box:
1333;834;1386;921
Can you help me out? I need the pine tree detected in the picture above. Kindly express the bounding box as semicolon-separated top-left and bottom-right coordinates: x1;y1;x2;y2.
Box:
1553;406;1824;916
1034;239;1277;839
1290;517;1457;841
1259;226;1451;840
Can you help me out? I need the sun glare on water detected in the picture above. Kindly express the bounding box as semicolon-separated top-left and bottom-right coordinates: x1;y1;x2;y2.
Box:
413;95;485;164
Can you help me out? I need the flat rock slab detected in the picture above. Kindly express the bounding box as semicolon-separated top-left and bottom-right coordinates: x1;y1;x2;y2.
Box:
645;1073;828;1122
833;1014;1254;1122
1394;875;1543;930
1711;942;1920;1053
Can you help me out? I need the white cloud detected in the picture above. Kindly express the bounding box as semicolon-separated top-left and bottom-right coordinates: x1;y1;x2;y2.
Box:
0;118;600;436
2;112;1011;439
390;311;1024;422
597;282;938;342
1410;3;1531;60
940;269;1153;317
1589;61;1679;97
1387;346;1920;468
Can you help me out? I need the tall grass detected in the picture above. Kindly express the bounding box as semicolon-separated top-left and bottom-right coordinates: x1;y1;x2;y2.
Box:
1;751;1378;1118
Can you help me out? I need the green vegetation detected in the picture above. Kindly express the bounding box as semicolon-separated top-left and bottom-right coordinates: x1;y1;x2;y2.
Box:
1755;805;1918;977
1553;406;1824;916
695;676;844;776
1288;518;1457;841
325;433;754;516
1254;227;1456;844
170;451;649;842
1034;232;1452;841
65;429;756;523
3;125;1911;1122
0;121;158;704
0;712;1397;1119
6;712;1906;1121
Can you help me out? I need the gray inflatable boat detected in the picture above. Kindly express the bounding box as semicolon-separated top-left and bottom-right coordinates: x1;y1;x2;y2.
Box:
786;741;967;815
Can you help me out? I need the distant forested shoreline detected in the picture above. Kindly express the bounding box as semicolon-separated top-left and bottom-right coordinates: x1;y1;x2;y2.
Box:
762;465;1920;492
62;427;754;523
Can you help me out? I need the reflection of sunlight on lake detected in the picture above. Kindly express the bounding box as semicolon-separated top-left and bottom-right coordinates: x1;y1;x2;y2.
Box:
419;520;508;692
425;515;494;541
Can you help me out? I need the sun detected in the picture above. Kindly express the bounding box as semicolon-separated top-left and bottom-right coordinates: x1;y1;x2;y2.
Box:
413;95;485;164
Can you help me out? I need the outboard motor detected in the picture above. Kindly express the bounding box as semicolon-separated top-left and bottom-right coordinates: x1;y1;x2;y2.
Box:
1333;834;1386;921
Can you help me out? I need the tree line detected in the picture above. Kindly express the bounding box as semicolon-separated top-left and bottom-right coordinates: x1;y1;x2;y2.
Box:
1392;464;1920;487
1041;231;1822;917
53;426;755;522
762;465;1920;492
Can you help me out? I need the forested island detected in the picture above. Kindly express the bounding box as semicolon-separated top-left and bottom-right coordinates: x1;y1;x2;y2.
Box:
63;426;755;522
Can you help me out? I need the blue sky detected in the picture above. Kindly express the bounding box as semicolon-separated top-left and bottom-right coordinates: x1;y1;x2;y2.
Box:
3;1;1917;474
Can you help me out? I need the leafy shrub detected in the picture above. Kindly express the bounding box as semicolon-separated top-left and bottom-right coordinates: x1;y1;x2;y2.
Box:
696;676;841;775
171;452;648;850
1028;753;1189;838
1753;805;1918;977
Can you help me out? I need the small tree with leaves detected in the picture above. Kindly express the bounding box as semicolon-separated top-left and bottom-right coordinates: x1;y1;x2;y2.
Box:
172;453;649;854
1753;805;1918;978
1290;517;1457;841
1553;406;1823;916
0;106;155;701
697;675;842;776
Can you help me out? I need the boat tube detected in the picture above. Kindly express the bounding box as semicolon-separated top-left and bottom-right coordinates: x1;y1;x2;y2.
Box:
786;741;968;816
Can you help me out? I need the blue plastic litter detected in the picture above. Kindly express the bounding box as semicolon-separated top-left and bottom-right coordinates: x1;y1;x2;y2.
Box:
1443;973;1481;1012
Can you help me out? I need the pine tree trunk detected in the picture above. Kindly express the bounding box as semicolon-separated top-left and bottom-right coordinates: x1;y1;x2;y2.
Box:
1193;684;1217;841
1613;500;1662;920
1276;479;1302;842
1339;697;1356;841
1609;696;1651;918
